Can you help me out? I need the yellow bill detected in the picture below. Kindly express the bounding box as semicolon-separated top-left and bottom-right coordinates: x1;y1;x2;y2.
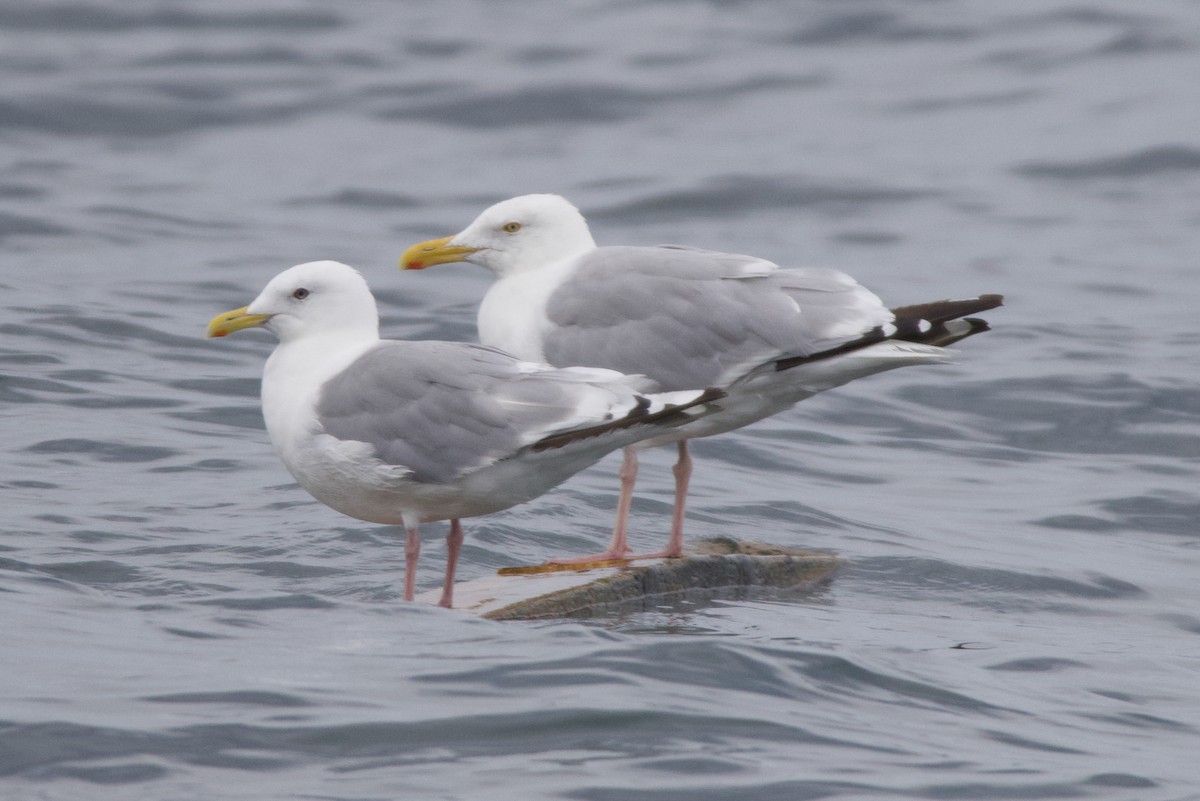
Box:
207;306;273;338
399;236;480;271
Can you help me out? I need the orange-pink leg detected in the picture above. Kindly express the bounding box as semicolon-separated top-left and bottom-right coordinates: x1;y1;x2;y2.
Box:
625;439;691;560
403;523;420;601
438;519;464;609
546;447;639;565
546;441;692;566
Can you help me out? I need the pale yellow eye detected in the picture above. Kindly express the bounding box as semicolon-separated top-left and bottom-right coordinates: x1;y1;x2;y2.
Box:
501;221;522;234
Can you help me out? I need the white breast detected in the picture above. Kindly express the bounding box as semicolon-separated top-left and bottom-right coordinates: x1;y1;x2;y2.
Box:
477;258;578;362
260;334;375;478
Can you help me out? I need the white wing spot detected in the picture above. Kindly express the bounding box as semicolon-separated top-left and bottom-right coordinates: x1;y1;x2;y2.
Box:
736;258;778;278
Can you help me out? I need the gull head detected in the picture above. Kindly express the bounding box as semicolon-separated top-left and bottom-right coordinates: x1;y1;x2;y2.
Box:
401;194;597;278
207;260;379;344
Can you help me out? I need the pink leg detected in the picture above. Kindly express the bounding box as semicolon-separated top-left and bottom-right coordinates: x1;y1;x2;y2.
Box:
546;447;639;565
438;519;464;609
665;439;692;557
403;523;420;602
626;439;690;560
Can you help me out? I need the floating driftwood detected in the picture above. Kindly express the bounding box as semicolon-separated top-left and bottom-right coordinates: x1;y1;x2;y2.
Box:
422;537;839;620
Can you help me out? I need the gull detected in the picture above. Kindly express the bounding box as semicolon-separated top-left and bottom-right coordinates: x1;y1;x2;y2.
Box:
400;194;1002;564
207;260;722;607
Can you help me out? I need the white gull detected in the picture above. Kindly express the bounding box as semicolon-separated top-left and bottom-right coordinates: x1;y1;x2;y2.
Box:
401;194;1002;564
207;260;722;607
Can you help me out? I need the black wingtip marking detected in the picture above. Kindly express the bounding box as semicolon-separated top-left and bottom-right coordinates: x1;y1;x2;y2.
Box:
890;294;1004;326
889;295;1003;347
774;293;1003;372
529;387;726;453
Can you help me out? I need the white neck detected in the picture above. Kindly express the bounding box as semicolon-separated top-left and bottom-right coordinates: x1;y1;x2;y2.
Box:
261;330;377;462
477;256;580;362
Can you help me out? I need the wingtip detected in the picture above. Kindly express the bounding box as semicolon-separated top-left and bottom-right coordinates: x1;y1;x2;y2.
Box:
978;293;1005;310
694;386;727;406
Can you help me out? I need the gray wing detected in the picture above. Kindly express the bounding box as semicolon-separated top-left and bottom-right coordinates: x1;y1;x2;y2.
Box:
542;245;893;391
314;342;644;483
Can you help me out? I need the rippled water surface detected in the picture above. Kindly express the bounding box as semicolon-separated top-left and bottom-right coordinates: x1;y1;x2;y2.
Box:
4;1;1200;798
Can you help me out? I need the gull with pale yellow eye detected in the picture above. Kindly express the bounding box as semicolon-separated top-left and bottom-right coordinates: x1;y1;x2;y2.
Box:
206;259;723;608
401;194;1002;565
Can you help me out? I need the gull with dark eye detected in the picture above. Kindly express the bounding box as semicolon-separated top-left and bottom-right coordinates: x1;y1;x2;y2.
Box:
206;260;724;608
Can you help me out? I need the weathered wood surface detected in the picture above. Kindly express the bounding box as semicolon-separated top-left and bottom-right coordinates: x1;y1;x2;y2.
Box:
422;538;839;620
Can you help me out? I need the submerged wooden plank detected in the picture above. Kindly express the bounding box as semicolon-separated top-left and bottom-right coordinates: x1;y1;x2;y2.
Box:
424;538;839;620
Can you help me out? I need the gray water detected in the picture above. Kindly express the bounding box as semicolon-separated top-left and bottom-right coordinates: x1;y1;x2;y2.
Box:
3;1;1200;798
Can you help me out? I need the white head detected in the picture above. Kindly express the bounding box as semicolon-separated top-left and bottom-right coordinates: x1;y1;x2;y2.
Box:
207;260;380;344
401;194;597;278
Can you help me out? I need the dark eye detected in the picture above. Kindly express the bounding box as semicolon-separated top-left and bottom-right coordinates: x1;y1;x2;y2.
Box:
292;287;310;300
501;221;521;234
